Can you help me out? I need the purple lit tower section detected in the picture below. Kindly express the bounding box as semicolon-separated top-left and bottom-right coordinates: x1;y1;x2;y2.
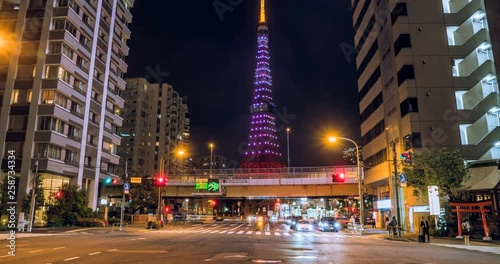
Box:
241;0;284;168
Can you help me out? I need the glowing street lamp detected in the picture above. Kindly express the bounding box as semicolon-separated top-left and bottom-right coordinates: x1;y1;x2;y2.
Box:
328;136;364;227
209;143;214;177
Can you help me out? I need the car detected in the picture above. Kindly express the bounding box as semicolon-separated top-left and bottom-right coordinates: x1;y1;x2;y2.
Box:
214;213;224;221
294;219;314;231
318;217;341;232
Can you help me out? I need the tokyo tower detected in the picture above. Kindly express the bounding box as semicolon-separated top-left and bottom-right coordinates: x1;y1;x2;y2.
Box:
242;0;284;168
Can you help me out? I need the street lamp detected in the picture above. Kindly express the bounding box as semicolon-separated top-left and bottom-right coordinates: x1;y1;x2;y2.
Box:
209;143;214;177
328;136;364;227
286;128;291;168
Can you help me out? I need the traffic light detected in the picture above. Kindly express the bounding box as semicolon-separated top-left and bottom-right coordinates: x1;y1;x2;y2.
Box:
54;191;62;199
332;173;345;183
400;152;413;164
163;206;170;213
128;194;133;203
104;177;119;185
155;176;166;187
212;200;216;206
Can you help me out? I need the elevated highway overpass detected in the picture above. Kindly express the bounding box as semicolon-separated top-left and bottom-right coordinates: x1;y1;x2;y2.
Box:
163;166;360;198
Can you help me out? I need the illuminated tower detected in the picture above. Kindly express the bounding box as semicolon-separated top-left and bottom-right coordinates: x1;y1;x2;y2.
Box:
242;0;284;168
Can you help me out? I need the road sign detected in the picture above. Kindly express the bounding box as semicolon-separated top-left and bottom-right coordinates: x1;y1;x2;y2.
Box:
124;183;130;191
130;177;142;184
345;171;357;177
399;173;407;187
207;179;220;192
196;182;208;190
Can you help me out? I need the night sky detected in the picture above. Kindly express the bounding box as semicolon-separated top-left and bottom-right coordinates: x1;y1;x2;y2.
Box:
126;0;360;167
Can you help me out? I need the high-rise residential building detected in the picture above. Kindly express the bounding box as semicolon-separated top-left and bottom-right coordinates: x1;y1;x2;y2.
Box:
191;154;227;174
119;78;190;178
0;0;134;220
351;0;499;227
242;0;283;168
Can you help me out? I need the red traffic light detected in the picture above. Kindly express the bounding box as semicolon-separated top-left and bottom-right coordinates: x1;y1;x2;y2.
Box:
163;206;170;213
212;200;216;206
332;173;345;183
112;178;119;184
54;191;62;199
155;176;166;187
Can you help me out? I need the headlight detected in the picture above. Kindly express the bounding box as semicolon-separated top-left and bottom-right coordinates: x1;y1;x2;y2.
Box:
292;221;296;225
334;223;340;228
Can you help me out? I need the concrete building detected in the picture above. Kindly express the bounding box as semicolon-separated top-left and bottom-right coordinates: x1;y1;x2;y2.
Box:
351;0;499;227
190;154;227;175
119;78;190;178
0;0;134;223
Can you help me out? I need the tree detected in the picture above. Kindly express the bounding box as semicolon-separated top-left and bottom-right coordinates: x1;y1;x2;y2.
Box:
47;184;95;226
128;174;157;214
22;175;45;214
403;149;470;202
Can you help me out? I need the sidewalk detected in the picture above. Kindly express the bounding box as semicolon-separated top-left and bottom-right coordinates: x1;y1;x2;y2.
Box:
363;228;500;246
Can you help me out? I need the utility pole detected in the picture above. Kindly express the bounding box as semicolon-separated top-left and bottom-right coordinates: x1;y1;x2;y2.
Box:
28;154;39;232
392;141;402;227
119;160;127;231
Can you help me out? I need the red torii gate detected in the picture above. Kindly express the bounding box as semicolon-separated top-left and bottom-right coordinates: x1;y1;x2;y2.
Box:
450;200;492;239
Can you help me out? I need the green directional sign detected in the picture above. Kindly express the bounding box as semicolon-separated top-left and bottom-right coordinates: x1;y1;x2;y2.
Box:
195;182;208;190
207;179;220;192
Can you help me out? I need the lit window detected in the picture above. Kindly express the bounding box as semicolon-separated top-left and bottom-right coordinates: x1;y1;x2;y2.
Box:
26;90;32;103
11;90;19;104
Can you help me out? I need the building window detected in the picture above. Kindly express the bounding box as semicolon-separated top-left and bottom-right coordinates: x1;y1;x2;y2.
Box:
394;34;411;56
65;149;78;165
400;97;419;117
404;133;422;150
397;65;415;86
11;90;19;104
41;90;55;104
38;143;62;160
26;90;32;103
364;148;387;168
38;116;65;134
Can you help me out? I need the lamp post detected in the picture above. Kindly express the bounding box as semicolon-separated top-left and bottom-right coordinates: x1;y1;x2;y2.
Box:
286;128;291;168
328;136;364;227
209;143;214;177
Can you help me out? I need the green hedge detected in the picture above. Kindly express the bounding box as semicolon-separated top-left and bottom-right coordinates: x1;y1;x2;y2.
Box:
76;218;108;227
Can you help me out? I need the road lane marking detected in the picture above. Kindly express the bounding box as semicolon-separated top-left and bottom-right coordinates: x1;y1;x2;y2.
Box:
227;231;234;234
107;249;118;252
53;247;65;250
63;257;80;261
137;238;147;240
129;238;137;241
237;231;244;234
274;232;281;236
88;252;101;256
283;233;290;236
246;231;253;234
29;250;43;253
219;230;227;234
265;232;271;236
256;231;262;235
0;255;13;258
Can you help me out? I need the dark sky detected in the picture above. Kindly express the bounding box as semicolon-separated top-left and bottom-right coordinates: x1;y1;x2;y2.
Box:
126;0;360;167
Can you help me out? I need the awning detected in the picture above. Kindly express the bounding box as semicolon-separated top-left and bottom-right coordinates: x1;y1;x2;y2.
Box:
460;166;500;191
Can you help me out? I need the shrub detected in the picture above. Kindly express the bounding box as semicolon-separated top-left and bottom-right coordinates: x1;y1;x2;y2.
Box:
48;217;65;227
76;218;107;227
147;220;161;229
108;218;120;225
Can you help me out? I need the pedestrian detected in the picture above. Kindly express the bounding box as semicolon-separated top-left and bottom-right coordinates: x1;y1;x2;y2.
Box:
462;219;471;245
420;216;430;242
390;216;398;237
385;217;391;236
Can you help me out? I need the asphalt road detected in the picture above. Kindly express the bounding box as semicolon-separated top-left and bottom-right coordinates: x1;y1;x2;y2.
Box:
2;222;500;264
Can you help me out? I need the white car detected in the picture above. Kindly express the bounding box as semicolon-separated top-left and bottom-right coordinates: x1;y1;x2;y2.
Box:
295;219;314;231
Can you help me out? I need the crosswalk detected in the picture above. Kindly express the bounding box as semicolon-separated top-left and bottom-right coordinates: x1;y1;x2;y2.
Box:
157;227;367;239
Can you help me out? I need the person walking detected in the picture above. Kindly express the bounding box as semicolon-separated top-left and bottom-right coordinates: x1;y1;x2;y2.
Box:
390;216;398;237
420;216;430;242
462;219;471;245
385;217;391;236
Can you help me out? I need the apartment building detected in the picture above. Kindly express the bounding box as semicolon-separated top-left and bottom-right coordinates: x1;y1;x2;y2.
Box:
119;78;190;178
0;0;134;222
351;0;499;227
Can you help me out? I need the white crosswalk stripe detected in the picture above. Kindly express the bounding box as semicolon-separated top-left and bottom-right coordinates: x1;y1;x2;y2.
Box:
246;231;253;234
265;232;271;236
283;233;291;236
274;232;281;236
227;231;234;234
237;231;244;234
256;231;262;235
